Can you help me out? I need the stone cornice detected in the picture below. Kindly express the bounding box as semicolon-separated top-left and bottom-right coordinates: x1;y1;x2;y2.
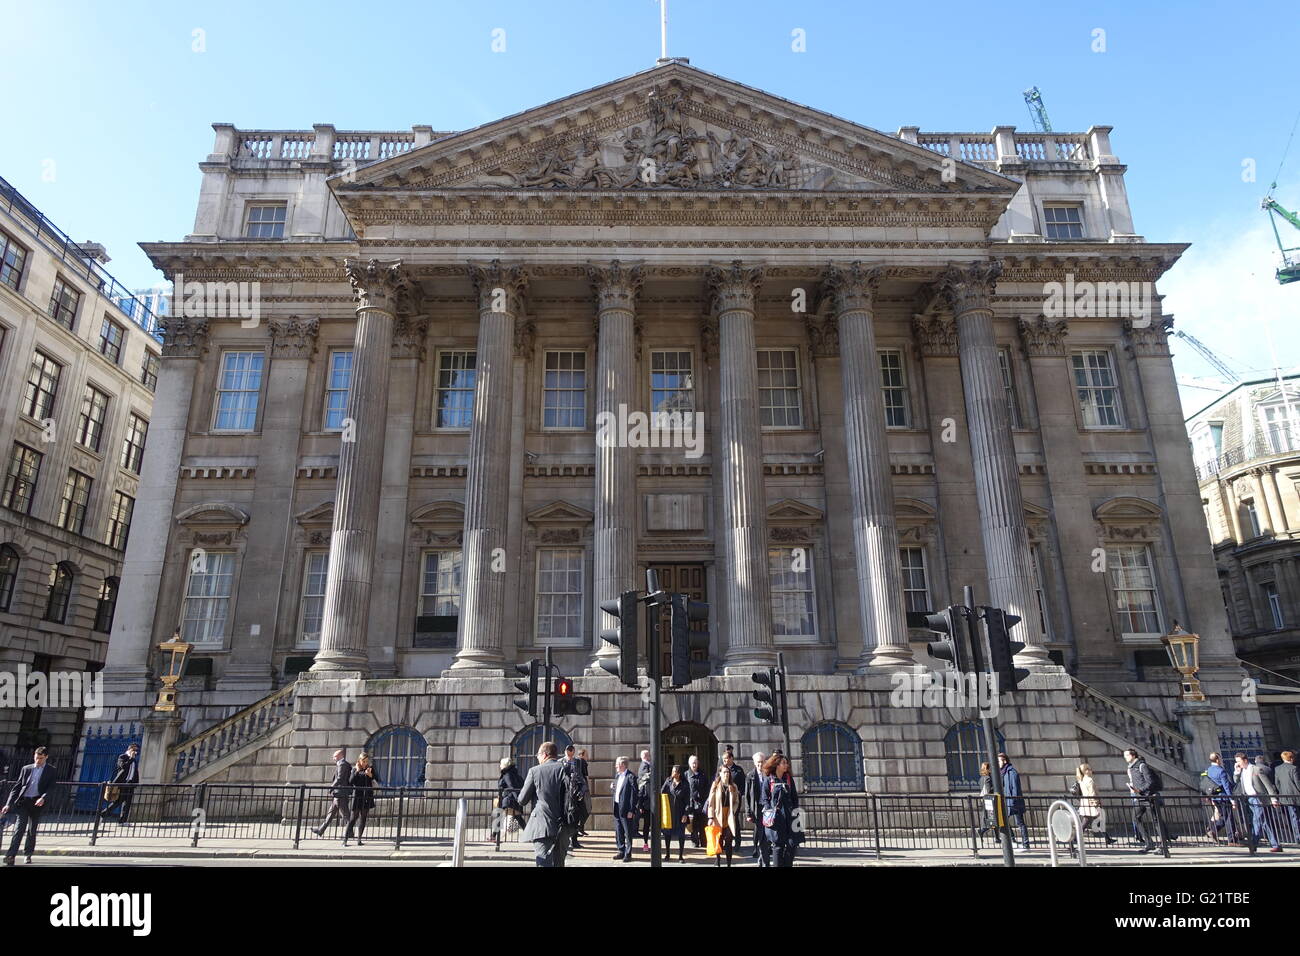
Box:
1018;315;1069;356
267;317;319;359
706;260;764;314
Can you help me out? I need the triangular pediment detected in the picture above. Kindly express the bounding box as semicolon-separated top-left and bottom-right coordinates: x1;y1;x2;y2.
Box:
526;500;595;525
767;498;824;521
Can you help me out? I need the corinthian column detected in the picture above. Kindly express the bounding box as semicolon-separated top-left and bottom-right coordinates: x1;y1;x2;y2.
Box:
707;261;776;670
938;262;1048;663
588;261;642;673
823;263;913;670
449;261;527;674
311;259;410;675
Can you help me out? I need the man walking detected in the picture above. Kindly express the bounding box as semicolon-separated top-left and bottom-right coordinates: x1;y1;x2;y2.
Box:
1124;748;1164;854
611;756;638;862
745;751;770;866
312;749;352;837
1234;751;1283;854
99;743;140;823
637;749;653;851
518;741;572;867
1275;751;1300;844
1204;752;1240;844
2;747;54;865
998;752;1029;850
685;754;709;848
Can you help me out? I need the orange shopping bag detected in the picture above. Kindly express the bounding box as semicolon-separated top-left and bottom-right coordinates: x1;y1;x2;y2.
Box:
705;824;723;856
660;793;672;830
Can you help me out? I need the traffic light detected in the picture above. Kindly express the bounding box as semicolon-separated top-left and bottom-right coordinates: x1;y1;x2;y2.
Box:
512;659;540;716
553;676;592;717
922;606;966;673
983;606;1028;692
598;590;640;688
751;668;777;723
669;593;711;687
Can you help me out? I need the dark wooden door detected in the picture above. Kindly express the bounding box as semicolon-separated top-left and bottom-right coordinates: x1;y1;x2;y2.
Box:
646;563;707;677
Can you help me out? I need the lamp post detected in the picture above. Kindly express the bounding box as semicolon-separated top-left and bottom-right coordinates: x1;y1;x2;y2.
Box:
154;629;193;712
1161;623;1205;702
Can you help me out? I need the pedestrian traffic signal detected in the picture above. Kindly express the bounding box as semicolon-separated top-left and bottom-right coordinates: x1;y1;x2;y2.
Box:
669;593;711;687
599;590;640;688
982;606;1029;692
751;668;777;723
512;659;540;716
922;606;967;672
553;676;592;717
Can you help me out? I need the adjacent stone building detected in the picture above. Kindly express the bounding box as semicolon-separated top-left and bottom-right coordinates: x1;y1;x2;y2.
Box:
95;62;1260;805
0;173;161;769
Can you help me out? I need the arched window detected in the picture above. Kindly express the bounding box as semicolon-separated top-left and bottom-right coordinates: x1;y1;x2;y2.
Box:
0;545;18;613
94;577;119;633
800;722;863;792
512;724;573;778
944;720;1005;792
365;726;426;789
43;562;75;624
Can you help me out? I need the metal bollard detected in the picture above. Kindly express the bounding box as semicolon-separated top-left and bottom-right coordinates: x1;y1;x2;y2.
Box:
451;797;467;867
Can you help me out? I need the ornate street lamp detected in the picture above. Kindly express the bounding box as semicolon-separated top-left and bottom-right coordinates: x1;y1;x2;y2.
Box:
1161;623;1205;702
154;629;193;712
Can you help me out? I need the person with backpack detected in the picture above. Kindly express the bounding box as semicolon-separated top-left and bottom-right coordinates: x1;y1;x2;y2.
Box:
661;765;690;862
637;750;653;852
760;752;800;867
685;755;709;848
1124;748;1163;854
560;752;590;853
1202;752;1239;844
997;752;1029;850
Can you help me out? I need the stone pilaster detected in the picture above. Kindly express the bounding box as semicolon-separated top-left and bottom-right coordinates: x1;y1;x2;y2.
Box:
823;263;912;670
706;261;775;671
449;260;527;674
587;261;642;672
938;262;1047;663
311;260;411;676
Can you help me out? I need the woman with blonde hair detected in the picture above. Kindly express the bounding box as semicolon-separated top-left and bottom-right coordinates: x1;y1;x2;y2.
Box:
1071;763;1116;850
707;763;741;867
344;752;380;846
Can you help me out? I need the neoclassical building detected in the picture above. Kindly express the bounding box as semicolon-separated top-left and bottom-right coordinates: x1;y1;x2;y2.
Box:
95;62;1259;801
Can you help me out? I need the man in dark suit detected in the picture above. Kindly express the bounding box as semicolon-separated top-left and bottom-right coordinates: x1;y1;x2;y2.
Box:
745;751;770;865
2;747;55;865
610;756;638;862
518;740;572;867
312;749;352;837
685;755;709;848
99;743;140;823
636;749;653;850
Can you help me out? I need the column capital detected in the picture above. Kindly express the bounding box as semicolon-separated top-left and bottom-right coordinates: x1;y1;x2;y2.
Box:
805;309;840;358
587;260;644;311
267;316;319;359
1018;315;1069;357
467;259;528;315
1123;316;1173;357
706;260;763;314
346;258;415;314
821;261;882;314
160;316;209;358
912;313;958;357
392;313;430;360
937;260;1002;316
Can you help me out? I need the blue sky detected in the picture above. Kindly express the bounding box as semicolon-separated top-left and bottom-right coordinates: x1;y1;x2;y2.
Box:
3;0;1297;408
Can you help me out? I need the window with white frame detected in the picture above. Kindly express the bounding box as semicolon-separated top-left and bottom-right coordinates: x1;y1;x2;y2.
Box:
542;350;587;429
1043;203;1085;240
417;549;462;647
1259;395;1300;454
997;347;1022;428
1191;421;1224;467
324;349;353;431
1263;581;1284;630
769;546;817;641
299;551;329;645
535;549;584;644
1244;499;1263;538
650;350;695;413
1071;350;1122;427
181;551;235;644
435;350;476;429
1107;545;1163;634
900;547;930;613
76;385;110;452
213;351;264;431
757;349;803;428
879;350;910;427
243;202;287;239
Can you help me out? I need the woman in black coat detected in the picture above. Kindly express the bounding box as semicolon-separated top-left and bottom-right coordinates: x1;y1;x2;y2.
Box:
343;753;380;846
660;765;690;862
761;753;800;867
495;757;525;845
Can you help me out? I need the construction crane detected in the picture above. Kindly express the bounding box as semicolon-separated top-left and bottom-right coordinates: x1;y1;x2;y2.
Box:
1262;195;1300;284
1023;87;1053;133
1170;330;1241;383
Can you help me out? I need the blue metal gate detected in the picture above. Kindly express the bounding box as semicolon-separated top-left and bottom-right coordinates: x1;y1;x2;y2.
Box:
75;723;141;811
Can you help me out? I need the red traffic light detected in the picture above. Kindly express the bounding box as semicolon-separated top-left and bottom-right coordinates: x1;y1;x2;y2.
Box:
555;678;572;698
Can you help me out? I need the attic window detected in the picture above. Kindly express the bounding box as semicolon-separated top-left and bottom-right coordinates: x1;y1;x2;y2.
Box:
244;202;287;239
1043;203;1084;240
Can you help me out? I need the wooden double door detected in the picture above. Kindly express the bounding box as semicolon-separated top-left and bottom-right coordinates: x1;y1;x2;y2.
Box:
645;563;707;676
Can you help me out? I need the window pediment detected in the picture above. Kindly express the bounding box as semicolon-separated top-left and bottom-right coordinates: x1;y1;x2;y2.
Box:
175;502;250;527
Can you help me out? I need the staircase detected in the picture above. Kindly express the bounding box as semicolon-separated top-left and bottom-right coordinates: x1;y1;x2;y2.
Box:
1069;679;1197;789
169;682;297;783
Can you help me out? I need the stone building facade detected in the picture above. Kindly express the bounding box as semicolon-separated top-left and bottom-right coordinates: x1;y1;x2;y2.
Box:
0;174;161;767
95;62;1259;804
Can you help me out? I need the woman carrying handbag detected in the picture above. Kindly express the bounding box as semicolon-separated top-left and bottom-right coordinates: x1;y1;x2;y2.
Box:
343;752;380;846
706;765;741;867
660;765;690;862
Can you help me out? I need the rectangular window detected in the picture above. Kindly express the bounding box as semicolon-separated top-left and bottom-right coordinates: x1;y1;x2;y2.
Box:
1072;350;1122;428
99;318;125;364
1245;500;1262;538
1108;545;1163;634
1260;401;1300;455
106;491;134;551
324;350;353;430
417;550;463;648
1043;203;1085;240
998;347;1022;428
57;469;92;534
880;349;910;427
542;350;587;429
181;551;235;645
535;548;584;644
121;413;148;474
1031;545;1052;641
757;349;803;428
48;277;82;330
299;551;329;646
650;350;695;413
770;546;817;641
76;385;110;452
141;351;160;392
900;547;930;614
213;351;264;431
435;350;477;429
243;202;287;239
3;444;42;514
1263;582;1284;630
24;352;61;420
0;230;27;291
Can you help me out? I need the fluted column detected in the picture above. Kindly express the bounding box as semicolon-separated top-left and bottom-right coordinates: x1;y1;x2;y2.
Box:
938;262;1048;663
311;259;410;675
588;261;642;672
450;261;527;674
707;261;775;670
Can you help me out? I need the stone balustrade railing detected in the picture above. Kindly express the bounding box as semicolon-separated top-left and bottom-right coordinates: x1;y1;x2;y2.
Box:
903;129;1096;168
220;125;449;168
169;682;297;781
1070;678;1191;770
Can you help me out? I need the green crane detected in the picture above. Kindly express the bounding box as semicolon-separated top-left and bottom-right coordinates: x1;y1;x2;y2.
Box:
1262;194;1300;285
